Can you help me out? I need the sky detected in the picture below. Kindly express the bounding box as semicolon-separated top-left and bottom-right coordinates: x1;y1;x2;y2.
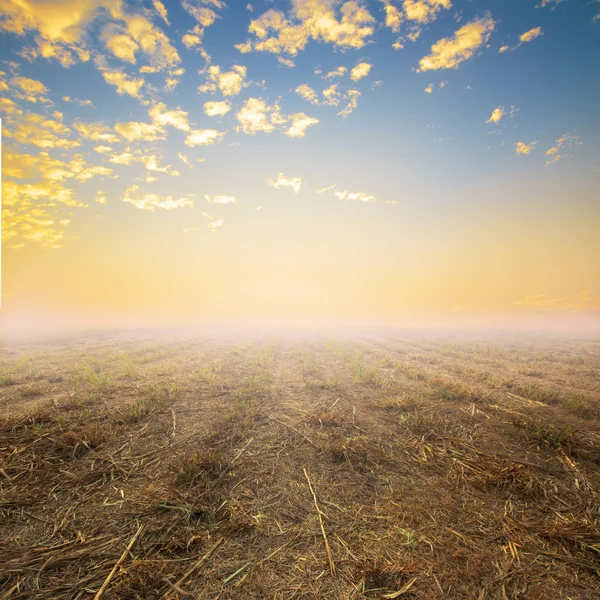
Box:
1;0;599;329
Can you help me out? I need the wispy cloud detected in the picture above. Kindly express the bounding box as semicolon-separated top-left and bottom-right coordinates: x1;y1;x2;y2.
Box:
269;173;303;193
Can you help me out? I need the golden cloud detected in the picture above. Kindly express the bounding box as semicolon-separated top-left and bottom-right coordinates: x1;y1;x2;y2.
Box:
419;16;495;71
153;0;169;24
381;1;402;32
74;122;119;143
403;0;451;24
486;106;504;124
4;107;80;149
236;0;375;56
268;173;303;193
114;121;166;142
11;76;50;103
350;62;372;81
520;26;542;43
95;190;108;204
515;141;536;155
544;133;580;166
99;67;145;99
199;64;248;96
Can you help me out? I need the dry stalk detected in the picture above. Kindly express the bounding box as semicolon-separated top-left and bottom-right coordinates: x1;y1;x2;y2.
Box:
93;523;144;600
303;468;336;576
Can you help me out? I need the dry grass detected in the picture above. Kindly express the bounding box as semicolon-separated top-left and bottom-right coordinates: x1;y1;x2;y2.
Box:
1;329;600;599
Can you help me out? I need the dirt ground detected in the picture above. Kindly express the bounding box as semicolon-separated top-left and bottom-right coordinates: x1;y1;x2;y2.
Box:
1;329;600;599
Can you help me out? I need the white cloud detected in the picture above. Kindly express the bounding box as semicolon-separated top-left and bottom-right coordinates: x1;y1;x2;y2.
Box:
235;97;286;134
204;100;232;116
268;173;302;193
178;152;192;168
296;83;319;104
285;112;319;137
338;90;360;118
185;128;225;147
148;102;190;131
205;194;236;204
335;189;377;202
123;185;193;211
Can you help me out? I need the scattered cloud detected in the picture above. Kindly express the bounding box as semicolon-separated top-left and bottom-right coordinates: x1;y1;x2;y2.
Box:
11;76;50;103
269;173;303;193
148;102;190;131
235;97;286;135
185;128;226;147
324;66;347;79
98;66;146;100
515;141;536;155
381;0;402;33
424;84;433;93
199;64;248;96
114;121;166;142
317;184;337;194
335;189;377;202
74;122;119;143
95;190;107;204
153;0;169;25
338;90;361;118
545;133;580;165
63;95;93;107
285;112;319;137
418;16;495;71
403;0;452;24
486;106;504;124
520;26;543;43
235;0;376;56
277;57;295;67
123;185;194;211
178;152;192;168
350;62;372;81
205;194;236;204
204;100;232;116
296;83;319;105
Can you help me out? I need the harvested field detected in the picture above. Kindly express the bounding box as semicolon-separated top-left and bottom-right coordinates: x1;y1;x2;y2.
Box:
1;329;600;599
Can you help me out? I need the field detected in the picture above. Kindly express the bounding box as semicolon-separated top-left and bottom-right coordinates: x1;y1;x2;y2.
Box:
1;329;600;599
